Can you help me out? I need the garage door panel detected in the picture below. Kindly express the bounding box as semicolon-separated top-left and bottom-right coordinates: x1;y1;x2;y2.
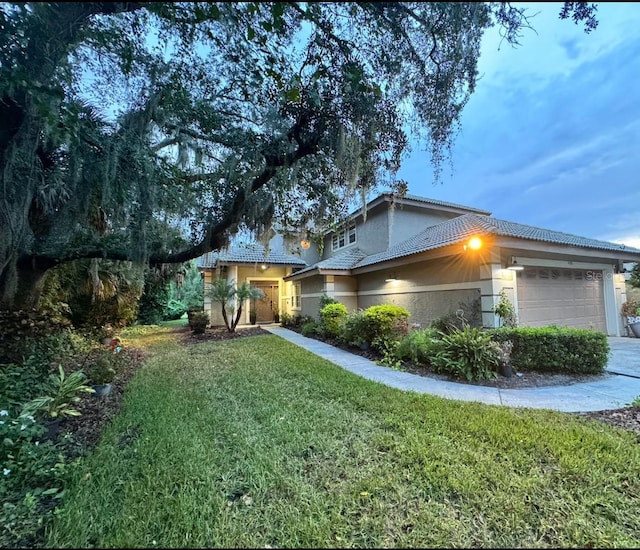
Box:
517;268;606;331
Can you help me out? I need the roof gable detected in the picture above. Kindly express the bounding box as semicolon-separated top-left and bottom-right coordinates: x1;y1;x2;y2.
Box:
198;243;306;268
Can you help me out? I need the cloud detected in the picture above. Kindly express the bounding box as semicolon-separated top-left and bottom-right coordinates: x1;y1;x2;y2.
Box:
400;3;640;247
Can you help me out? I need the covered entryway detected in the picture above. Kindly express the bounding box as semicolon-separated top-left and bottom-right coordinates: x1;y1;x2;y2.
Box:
251;281;279;323
516;267;606;331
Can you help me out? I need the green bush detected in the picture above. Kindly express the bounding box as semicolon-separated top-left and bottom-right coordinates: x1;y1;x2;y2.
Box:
319;293;338;309
301;320;319;337
0;411;72;548
430;312;466;335
395;328;440;365
339;310;370;348
319;303;348;338
490;326;609;374
163;299;187;321
431;326;501;381
363;304;410;352
189;312;209;334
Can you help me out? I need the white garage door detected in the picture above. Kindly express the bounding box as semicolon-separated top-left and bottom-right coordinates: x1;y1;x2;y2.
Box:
516;268;606;331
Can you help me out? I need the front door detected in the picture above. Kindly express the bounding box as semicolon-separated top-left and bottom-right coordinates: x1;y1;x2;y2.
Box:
252;281;279;323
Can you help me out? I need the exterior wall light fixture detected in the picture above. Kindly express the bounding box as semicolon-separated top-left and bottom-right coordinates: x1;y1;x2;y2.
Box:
507;257;524;271
464;237;482;251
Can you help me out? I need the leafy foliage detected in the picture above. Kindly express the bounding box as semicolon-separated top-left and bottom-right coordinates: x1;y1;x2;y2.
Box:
630;263;640;289
301;319;320;337
0;2;598;309
622;300;640;317
490;326;609;374
364;304;410;352
492;289;517;328
207;279;264;332
189;312;209;334
394;328;441;365
20;366;95;420
431;326;501;381
319;302;348;338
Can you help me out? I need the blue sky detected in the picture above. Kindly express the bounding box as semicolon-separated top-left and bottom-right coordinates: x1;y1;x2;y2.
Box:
397;2;640;249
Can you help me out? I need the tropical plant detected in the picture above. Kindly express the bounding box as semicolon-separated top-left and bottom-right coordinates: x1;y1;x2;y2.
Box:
20;366;95;419
207;279;264;332
431;326;501;381
492;289;518;328
0;2;597;310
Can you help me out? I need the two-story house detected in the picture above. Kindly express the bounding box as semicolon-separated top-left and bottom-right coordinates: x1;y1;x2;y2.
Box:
198;193;640;336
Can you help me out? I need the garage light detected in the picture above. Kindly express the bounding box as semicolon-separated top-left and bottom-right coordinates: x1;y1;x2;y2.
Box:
507;257;524;271
465;237;482;251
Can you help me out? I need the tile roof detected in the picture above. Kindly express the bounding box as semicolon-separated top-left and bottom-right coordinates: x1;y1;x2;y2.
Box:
353;214;640;269
197;243;306;268
400;194;492;215
291;247;368;276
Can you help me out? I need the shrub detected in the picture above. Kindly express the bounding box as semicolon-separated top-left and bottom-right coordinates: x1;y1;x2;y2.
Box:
492;290;517;327
363;304;410;352
621;300;640;317
85;354;117;385
280;312;309;328
490;326;609;374
339;310;370;348
189;312;209;334
319;293;337;309
163;299;187;321
0;411;72;548
395;328;440;365
431;326;501;381
301;320;319;337
319;303;348;338
430;312;466;335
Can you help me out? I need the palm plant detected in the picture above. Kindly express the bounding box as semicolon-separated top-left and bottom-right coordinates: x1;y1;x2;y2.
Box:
207;279;264;332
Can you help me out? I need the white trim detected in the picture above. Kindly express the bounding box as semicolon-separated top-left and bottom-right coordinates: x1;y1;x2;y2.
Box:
512;257;616;270
300;281;480;299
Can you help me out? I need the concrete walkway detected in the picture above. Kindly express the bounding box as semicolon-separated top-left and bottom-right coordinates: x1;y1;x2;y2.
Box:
263;326;640;413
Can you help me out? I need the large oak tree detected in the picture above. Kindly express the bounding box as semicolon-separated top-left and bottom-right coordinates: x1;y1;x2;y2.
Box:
0;2;597;309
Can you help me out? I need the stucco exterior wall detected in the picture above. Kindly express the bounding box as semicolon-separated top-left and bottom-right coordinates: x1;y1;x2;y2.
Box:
357;288;482;328
353;209;389;256
357;255;479;291
331;276;358;312
387;206;456;247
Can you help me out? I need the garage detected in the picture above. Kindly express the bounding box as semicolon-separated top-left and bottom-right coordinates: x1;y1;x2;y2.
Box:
516;267;606;331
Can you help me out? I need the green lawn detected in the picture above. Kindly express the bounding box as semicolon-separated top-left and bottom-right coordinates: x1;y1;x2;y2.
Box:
47;330;640;548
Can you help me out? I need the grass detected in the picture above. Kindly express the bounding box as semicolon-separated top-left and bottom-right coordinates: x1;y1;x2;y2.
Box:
47;331;640;548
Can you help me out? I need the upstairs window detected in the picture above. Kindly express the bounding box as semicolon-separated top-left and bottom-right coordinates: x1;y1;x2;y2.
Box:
331;224;356;251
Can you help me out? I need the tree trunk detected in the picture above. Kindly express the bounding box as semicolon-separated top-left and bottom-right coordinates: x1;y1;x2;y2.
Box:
0;263;50;311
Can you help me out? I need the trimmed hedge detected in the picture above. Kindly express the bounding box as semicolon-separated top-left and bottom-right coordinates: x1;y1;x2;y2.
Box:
490;326;609;374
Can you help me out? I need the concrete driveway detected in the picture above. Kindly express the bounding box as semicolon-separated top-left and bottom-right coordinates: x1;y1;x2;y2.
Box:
606;336;640;378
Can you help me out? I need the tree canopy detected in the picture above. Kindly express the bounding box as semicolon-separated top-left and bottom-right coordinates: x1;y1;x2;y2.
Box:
0;2;598;309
